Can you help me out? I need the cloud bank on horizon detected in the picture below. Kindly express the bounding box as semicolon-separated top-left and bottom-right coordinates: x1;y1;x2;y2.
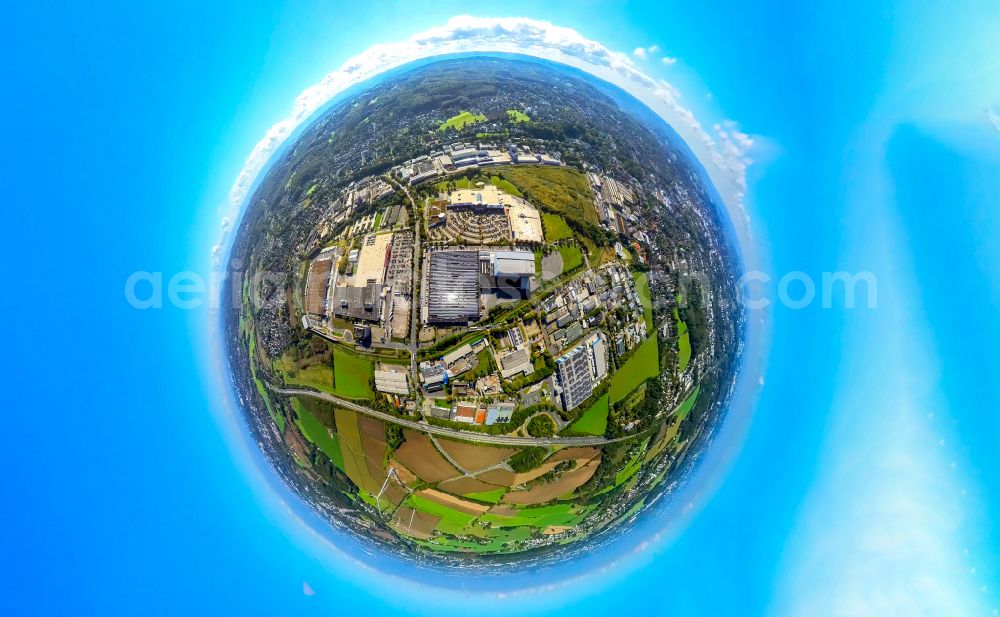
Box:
213;15;754;266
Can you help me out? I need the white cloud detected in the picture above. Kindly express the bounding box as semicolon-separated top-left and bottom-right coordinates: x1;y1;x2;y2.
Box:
633;44;660;60
216;16;754;267
986;107;1000;134
661;56;677;65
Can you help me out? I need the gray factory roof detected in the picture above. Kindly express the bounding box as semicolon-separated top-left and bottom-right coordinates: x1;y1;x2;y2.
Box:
426;251;481;324
492;250;535;277
331;282;382;322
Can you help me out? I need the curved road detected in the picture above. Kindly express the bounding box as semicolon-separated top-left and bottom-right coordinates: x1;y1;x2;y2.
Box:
269;385;642;446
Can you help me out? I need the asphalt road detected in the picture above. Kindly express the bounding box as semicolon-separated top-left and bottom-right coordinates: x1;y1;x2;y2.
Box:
270;385;639;446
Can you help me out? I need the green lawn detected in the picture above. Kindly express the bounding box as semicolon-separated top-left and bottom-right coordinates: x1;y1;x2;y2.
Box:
610;334;660;403
454;177;471;189
674;306;691;371
488;175;523;197
292;398;344;470
542;213;573;241
506;109;530;123
568;393;609;436
634;272;653;330
331;346;374;399
438;111;486;132
558;244;584;273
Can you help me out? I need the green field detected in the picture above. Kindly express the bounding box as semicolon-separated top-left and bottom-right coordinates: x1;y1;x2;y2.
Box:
674;306;691;371
253;376;285;432
439;111;486;132
610;334;660;403
488;175;523;197
568;393;609;436
634;272;653;330
481;503;581;528
276;345;374;400
464;488;506;504
558;244;584;273
506;109;530;123
291;398;344;470
614;441;649;486
496;166;599;225
406;494;478;527
331;346;374;399
674;386;701;421
542;213;573;241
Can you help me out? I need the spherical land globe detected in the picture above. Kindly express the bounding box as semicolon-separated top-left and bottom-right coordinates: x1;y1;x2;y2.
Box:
223;55;744;570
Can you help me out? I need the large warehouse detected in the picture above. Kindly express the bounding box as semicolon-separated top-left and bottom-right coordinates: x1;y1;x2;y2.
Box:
426;250;482;324
485;249;535;298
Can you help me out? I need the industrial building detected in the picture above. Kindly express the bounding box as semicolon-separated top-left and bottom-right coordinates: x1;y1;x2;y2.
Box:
425;250;482;324
556;343;596;412
331;282;382;322
374;369;409;395
419;361;447;393
497;347;533;380
485;402;515;425
484;249;534;298
304;252;335;317
588;333;609;381
448;184;506;213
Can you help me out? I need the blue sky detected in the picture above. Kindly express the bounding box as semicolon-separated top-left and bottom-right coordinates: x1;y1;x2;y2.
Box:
2;1;999;615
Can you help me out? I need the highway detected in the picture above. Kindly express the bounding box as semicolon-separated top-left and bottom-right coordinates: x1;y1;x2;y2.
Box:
269;385;640;446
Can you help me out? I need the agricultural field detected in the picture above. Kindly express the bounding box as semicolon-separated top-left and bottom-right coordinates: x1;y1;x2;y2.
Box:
439;111;486;132
542;213;573;241
610;334;660;403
